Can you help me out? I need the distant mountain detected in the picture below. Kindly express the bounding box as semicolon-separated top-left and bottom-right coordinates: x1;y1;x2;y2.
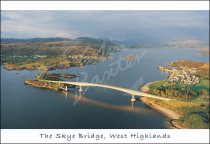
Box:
166;39;209;49
77;37;118;47
1;37;118;46
1;37;162;49
1;37;120;57
76;37;120;55
77;37;103;43
1;37;70;43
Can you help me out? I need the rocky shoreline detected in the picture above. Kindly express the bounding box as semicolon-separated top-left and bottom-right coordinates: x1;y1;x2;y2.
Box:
25;80;57;91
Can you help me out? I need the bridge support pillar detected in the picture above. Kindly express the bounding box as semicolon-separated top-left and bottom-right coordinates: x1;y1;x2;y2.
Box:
65;86;68;92
131;94;136;102
79;85;83;92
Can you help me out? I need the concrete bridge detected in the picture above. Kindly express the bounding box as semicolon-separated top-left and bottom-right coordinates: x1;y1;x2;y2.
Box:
40;80;173;101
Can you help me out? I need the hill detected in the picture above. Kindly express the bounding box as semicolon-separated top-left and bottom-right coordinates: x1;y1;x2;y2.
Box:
1;37;119;70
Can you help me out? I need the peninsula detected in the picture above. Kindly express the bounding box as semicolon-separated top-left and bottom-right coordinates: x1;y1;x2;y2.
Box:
140;60;209;128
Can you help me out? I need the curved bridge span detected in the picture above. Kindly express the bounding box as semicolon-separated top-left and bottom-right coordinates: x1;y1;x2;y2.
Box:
40;80;172;101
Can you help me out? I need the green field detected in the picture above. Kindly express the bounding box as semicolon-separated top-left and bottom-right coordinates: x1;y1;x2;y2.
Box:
188;79;209;92
150;79;209;92
149;80;167;88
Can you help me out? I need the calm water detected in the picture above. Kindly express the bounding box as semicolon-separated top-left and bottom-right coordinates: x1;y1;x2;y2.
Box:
1;48;208;129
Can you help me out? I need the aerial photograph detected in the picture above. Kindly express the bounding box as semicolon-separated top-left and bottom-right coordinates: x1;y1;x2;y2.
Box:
1;11;209;129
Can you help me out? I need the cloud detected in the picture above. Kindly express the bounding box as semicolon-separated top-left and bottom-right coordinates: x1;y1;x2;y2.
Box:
1;11;209;41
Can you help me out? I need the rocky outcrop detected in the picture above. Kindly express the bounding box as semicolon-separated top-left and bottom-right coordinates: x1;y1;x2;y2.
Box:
3;64;21;71
158;66;173;73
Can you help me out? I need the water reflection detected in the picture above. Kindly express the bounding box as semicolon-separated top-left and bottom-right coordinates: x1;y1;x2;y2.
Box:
62;91;154;114
131;101;134;110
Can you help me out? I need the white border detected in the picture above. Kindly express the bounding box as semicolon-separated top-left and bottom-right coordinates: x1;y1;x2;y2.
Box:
1;1;209;144
1;1;209;10
1;129;210;143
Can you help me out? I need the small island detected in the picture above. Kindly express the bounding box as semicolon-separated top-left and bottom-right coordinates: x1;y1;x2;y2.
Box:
140;60;209;128
25;73;78;91
123;55;136;62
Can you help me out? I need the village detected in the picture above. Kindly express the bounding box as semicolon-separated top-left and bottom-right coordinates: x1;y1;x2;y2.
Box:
158;66;200;85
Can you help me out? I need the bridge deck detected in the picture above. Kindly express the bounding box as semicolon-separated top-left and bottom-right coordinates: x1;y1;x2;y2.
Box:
40;80;173;101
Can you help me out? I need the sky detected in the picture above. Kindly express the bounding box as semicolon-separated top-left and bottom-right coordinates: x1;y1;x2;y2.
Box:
1;11;209;42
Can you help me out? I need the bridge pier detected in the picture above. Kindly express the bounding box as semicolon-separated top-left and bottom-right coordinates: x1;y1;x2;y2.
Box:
79;85;83;92
79;90;83;97
131;94;136;102
65;86;68;92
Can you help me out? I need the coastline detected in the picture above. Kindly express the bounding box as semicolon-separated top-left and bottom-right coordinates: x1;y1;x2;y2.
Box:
139;81;183;129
